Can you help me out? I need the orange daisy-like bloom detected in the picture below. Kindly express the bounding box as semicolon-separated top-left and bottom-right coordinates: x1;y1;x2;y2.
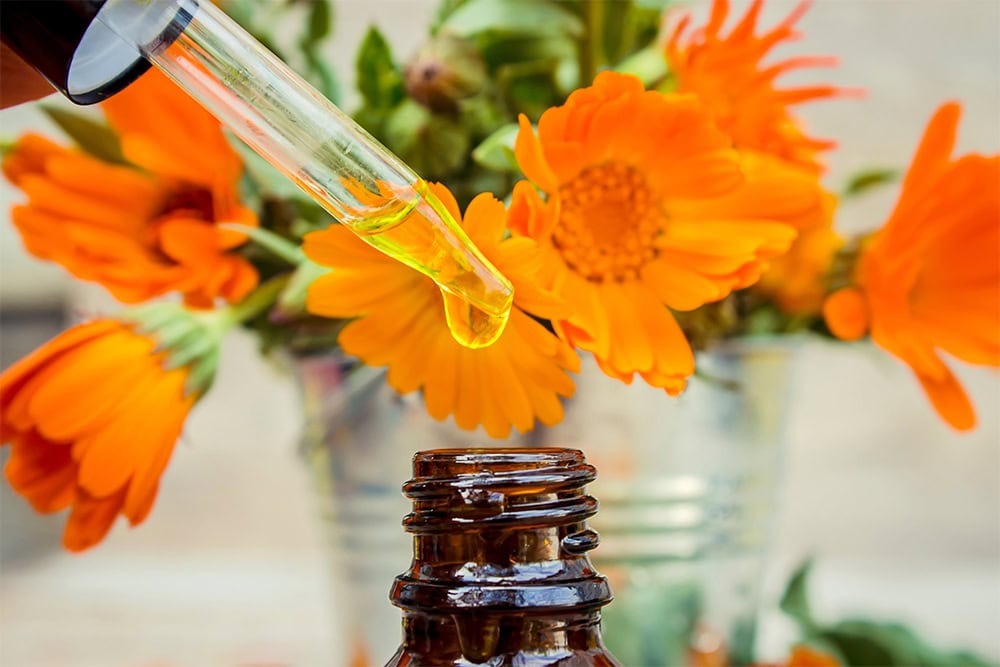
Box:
2;69;258;307
304;182;580;438
509;71;798;394
666;0;858;171
823;103;999;430
1;320;197;551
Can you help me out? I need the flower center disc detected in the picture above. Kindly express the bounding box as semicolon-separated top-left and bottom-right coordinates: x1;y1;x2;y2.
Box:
553;163;659;283
160;185;215;221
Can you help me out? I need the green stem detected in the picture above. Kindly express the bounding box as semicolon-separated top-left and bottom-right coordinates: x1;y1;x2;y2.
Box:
613;0;637;65
220;274;291;328
578;0;604;85
223;223;305;265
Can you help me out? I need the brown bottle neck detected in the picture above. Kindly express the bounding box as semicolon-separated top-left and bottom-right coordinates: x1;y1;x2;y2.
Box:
389;449;617;664
397;609;610;661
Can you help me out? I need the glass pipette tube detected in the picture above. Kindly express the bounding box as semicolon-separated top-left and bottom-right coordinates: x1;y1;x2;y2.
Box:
95;0;512;348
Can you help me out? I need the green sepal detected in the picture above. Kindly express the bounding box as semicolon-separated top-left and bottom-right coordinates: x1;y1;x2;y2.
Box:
123;302;227;397
161;332;220;372
149;315;207;353
183;347;221;397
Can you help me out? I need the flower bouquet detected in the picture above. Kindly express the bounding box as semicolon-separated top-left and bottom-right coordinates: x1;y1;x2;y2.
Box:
1;0;997;665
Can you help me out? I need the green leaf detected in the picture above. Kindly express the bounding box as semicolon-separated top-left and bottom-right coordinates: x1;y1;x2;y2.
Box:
384;100;470;180
356;26;405;111
818;619;998;667
496;58;566;117
777;560;998;667
823;621;920;667
471;123;519;171
39;106;127;165
303;0;332;46
843;167;900;198
441;0;583;38
779;559;816;631
480;33;577;73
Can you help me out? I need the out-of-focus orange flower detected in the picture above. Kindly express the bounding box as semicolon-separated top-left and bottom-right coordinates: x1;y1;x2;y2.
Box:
747;644;842;667
304;182;579;438
509;71;798;394
666;0;859;171
823;102;999;431
756;189;841;314
785;645;841;667
1;320;198;551
2;69;258;308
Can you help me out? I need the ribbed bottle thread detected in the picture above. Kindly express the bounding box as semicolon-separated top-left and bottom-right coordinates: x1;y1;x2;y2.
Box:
390;448;611;613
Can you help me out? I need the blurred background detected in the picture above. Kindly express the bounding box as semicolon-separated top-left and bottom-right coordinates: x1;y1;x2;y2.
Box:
0;1;997;666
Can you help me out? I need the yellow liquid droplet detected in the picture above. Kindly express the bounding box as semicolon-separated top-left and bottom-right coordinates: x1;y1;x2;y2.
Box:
440;291;511;349
339;179;513;349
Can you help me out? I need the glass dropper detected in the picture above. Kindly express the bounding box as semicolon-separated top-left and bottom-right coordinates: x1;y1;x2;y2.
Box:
94;0;512;348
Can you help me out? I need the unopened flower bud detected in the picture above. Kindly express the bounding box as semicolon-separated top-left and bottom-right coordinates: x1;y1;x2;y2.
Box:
405;34;485;113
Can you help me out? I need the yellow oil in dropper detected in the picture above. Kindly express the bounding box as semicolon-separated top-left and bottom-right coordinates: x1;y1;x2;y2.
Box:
325;179;513;349
97;0;513;348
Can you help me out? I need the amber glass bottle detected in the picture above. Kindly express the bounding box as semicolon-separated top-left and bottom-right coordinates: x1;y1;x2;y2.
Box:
384;448;622;667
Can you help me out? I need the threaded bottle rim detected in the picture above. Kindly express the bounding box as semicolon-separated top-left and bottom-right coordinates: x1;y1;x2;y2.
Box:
393;447;611;613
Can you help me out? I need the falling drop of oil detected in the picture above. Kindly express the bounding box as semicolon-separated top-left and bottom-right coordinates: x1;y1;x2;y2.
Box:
441;291;510;349
341;178;513;349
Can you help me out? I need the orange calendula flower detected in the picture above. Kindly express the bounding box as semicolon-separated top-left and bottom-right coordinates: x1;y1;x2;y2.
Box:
509;71;798;394
823;102;1000;431
1;319;202;552
304;182;580;438
2;69;258;308
666;0;859;171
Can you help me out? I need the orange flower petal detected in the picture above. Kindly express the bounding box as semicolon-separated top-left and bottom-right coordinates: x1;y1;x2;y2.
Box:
916;366;976;431
642;259;724;311
667;0;857;170
5;431;77;513
823;288;870;341
514;114;558;194
63;488;127;553
3;66;256;305
1;320;196;551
